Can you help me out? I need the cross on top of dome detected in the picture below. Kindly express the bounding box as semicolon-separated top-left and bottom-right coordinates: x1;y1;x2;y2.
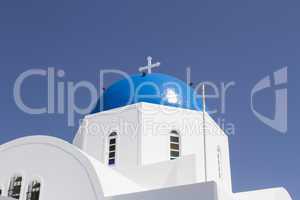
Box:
138;56;160;74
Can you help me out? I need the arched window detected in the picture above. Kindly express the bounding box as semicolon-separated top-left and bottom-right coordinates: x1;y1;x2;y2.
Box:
8;175;23;199
217;146;222;179
170;130;180;160
108;132;117;165
26;180;41;200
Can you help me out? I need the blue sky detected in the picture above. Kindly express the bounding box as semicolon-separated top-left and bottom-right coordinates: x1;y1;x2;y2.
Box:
0;0;299;199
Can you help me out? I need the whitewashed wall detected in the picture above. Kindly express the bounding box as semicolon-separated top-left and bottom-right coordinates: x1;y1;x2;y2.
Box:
139;103;232;194
0;136;103;200
75;104;140;169
108;181;219;200
75;102;232;194
234;188;292;200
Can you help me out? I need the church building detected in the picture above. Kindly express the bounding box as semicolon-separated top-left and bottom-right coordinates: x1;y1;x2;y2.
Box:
0;57;292;200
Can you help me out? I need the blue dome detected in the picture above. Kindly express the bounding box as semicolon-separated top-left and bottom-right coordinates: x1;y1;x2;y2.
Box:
91;73;202;113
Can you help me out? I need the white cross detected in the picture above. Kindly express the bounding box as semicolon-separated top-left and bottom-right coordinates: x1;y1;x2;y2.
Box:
139;56;160;74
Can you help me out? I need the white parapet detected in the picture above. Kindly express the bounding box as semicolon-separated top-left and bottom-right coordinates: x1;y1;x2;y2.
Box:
234;187;292;200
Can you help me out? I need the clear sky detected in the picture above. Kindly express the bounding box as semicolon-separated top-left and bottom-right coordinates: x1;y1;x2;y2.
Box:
0;0;299;199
